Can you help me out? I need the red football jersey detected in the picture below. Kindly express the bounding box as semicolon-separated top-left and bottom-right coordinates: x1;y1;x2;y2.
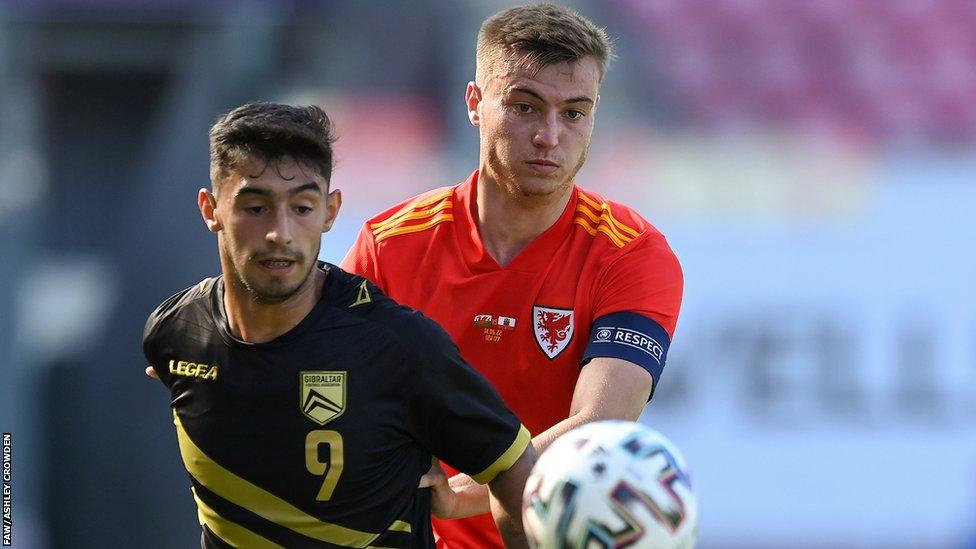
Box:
341;170;683;548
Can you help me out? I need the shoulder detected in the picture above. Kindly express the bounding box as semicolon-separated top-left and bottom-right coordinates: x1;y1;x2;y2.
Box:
143;277;218;346
574;187;653;246
572;190;683;334
573;186;676;260
361;185;456;245
327;264;456;357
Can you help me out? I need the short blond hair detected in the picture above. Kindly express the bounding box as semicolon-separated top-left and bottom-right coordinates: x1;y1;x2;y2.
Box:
476;3;612;85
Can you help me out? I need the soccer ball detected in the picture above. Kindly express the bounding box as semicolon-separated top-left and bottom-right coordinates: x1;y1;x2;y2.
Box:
522;420;698;549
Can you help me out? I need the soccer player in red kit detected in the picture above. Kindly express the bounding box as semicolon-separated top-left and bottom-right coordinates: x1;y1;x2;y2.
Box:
342;4;683;548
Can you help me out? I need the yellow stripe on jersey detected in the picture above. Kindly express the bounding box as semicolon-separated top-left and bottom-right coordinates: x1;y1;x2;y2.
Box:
370;199;453;237
388;520;412;533
574;217;629;248
369;189;453;234
471;425;532;485
373;213;454;243
343;518;410;548
192;487;283;548
577;191;641;239
574;204;634;247
173;411;381;548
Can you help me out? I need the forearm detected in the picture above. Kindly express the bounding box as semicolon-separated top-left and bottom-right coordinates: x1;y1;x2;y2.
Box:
531;411;597;454
447;406;643;517
532;358;653;453
442;475;490;518
490;494;528;549
487;446;536;549
448;360;651;519
444;421;589;518
533;397;644;454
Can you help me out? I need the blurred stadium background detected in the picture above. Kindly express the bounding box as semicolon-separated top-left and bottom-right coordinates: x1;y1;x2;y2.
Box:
1;0;974;547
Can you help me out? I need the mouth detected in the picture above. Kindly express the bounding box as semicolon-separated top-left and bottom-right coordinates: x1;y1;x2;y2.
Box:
256;257;299;273
526;159;560;174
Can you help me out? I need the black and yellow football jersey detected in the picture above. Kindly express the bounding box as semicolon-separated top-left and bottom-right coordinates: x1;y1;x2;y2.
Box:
143;262;530;548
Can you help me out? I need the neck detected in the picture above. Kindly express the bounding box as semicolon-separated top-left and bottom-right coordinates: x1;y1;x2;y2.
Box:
475;171;573;266
223;267;324;344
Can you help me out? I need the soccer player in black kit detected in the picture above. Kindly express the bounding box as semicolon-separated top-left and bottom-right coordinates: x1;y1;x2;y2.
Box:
143;103;536;548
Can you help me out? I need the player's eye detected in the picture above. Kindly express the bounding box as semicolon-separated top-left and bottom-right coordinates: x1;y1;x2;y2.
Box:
243;205;266;215
564;110;585;121
514;103;534;114
294;206;313;215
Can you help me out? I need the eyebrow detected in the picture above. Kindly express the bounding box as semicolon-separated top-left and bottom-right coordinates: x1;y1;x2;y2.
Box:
509;86;594;106
234;181;323;199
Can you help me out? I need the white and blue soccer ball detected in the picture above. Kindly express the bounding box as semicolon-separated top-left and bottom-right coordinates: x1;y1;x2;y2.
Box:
522;420;698;549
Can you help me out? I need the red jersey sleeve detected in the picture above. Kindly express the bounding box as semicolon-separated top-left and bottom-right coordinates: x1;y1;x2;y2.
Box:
340;186;457;292
582;232;683;398
340;223;384;290
592;231;684;339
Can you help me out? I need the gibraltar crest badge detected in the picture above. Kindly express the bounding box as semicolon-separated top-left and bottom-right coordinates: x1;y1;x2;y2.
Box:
299;371;346;425
532;306;574;359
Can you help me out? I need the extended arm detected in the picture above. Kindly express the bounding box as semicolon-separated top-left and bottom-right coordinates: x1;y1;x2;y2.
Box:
486;443;537;548
532;356;652;447
428;357;652;518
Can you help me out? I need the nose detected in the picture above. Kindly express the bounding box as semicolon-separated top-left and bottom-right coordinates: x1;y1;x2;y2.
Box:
532;112;559;150
265;207;293;245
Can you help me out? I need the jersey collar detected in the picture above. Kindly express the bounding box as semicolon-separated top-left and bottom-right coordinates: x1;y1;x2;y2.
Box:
211;262;333;349
453;170;578;273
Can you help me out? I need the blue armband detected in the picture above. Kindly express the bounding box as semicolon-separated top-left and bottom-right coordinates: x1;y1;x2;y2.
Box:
581;312;671;396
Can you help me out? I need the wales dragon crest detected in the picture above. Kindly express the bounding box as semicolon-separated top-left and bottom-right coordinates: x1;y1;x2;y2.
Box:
533;306;575;359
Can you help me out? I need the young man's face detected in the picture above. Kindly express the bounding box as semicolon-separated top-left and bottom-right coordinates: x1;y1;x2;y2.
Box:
469;56;601;199
201;155;341;303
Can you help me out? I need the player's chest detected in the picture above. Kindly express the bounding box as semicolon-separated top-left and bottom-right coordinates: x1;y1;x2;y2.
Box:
166;338;429;519
398;267;594;368
166;332;406;422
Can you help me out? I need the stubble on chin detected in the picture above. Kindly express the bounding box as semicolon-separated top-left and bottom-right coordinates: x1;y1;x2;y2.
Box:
518;180;562;198
229;258;315;304
509;151;589;200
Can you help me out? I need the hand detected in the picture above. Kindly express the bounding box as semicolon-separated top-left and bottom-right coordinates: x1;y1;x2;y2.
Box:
145;366;159;379
418;458;458;519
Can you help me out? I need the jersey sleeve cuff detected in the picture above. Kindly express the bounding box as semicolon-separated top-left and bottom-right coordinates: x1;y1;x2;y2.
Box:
581;312;672;400
471;425;531;485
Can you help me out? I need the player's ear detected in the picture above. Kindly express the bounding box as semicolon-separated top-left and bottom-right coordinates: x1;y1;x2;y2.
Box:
465;81;482;127
322;188;342;233
199;188;222;233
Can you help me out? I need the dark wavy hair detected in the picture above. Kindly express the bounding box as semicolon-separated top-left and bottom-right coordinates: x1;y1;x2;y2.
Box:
208;102;336;188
